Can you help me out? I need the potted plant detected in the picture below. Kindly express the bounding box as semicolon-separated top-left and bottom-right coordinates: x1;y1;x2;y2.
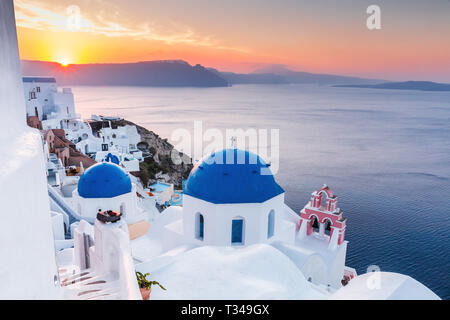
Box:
136;271;166;300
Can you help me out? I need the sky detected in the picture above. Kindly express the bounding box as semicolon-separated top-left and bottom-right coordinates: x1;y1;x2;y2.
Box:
13;0;450;81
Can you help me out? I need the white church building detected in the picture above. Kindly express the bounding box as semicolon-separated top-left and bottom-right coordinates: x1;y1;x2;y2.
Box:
182;148;290;247
72;162;148;224
132;148;355;291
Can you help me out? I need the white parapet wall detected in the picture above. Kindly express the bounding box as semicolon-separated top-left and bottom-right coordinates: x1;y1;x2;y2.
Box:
71;219;142;299
0;0;60;299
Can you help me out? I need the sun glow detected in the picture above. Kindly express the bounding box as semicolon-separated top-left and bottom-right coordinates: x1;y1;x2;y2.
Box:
59;59;70;67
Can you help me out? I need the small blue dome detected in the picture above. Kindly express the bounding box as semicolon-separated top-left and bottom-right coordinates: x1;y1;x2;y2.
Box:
103;153;120;165
184;149;284;204
78;163;132;198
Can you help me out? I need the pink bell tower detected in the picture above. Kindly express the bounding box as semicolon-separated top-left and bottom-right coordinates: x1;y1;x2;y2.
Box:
297;185;347;250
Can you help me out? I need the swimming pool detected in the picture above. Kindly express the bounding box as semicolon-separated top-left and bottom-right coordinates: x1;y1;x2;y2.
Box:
170;191;183;206
150;182;172;193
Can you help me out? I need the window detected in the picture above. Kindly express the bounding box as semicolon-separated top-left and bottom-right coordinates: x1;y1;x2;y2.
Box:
30;92;36;99
36;86;40;93
325;219;332;236
311;216;319;233
268;210;275;238
195;213;204;240
320;192;327;208
231;218;244;245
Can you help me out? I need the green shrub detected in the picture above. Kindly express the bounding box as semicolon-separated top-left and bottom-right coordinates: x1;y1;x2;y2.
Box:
136;271;166;291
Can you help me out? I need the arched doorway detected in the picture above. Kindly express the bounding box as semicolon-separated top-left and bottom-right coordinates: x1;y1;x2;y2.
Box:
195;213;204;241
267;210;275;239
231;217;244;245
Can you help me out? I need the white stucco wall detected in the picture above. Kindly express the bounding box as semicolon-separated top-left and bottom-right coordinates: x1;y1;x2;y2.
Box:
23;81;76;122
271;241;328;286
0;0;60;299
100;125;141;153
53;89;76;118
23;82;57;120
51;211;66;240
73;184;142;224
327;242;348;288
182;193;286;246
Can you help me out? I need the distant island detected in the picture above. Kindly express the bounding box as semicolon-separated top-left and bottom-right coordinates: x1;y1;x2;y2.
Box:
334;81;450;92
22;60;448;90
22;60;387;87
21;60;449;90
210;64;384;85
21;60;229;87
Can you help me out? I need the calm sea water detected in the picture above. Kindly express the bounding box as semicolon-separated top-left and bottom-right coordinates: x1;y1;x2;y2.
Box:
72;84;450;299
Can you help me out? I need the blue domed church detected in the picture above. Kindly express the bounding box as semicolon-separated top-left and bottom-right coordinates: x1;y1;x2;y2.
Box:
158;148;351;289
175;149;295;247
73;162;143;224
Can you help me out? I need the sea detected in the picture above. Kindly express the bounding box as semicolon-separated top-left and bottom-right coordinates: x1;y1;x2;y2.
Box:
72;83;450;299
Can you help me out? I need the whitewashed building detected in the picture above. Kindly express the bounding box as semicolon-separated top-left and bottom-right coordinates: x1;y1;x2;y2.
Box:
23;77;143;172
137;149;353;290
72;162;147;224
73;121;143;172
23;77;77;127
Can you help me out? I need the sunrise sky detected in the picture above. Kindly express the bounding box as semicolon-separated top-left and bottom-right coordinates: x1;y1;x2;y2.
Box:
13;0;450;82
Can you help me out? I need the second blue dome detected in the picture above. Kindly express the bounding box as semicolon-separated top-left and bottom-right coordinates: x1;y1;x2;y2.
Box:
78;162;132;198
184;149;284;204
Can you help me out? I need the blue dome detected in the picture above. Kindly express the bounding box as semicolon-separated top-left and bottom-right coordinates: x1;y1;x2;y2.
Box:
78;163;132;198
103;153;120;165
184;149;284;204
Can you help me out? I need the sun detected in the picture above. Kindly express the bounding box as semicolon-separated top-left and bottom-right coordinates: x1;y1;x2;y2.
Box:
58;59;70;67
